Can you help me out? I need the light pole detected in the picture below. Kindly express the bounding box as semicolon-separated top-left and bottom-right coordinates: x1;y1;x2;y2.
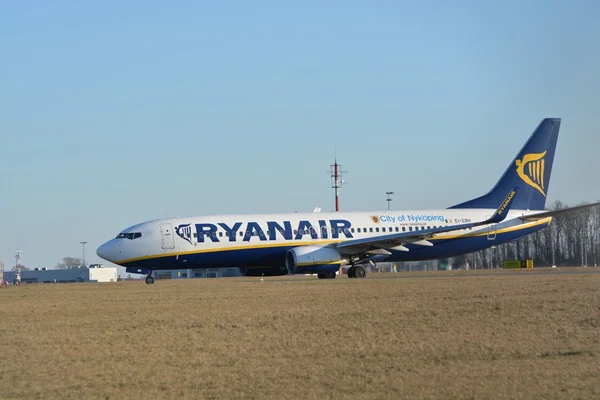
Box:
80;241;87;267
551;229;556;267
581;236;584;267
386;191;394;211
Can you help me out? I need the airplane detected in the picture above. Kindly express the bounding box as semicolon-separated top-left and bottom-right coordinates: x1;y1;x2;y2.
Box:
97;118;599;284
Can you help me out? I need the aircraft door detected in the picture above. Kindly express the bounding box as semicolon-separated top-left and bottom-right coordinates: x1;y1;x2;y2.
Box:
160;223;175;249
485;217;496;240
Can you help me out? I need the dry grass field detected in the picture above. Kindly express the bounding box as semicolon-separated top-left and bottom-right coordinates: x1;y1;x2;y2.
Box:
1;268;599;400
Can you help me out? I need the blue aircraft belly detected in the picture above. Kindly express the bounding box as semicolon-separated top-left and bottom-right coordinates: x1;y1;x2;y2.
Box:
122;246;291;271
387;221;548;261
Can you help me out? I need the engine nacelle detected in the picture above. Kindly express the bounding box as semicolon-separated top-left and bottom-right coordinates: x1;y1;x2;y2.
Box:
285;245;347;275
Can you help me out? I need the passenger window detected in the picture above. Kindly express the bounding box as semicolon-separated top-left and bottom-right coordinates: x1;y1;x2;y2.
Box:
219;232;223;237
402;227;406;232
382;227;386;232
409;227;413;231
375;228;379;232
369;228;373;233
239;231;243;236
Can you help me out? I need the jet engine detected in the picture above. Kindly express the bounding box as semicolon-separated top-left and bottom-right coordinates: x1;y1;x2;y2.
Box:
285;245;347;275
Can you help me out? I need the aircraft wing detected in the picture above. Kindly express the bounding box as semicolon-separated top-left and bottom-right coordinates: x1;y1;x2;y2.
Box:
519;201;600;221
335;188;518;254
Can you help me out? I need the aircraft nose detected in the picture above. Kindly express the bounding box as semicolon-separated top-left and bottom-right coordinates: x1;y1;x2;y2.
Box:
96;240;117;263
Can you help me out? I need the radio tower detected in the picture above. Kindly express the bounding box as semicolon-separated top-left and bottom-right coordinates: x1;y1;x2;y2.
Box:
15;248;22;286
328;157;347;212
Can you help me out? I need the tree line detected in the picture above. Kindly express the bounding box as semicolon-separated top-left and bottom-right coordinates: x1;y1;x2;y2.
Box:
456;200;600;268
11;256;83;271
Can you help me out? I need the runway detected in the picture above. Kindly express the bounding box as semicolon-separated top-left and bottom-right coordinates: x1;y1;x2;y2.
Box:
251;266;600;282
370;267;600;279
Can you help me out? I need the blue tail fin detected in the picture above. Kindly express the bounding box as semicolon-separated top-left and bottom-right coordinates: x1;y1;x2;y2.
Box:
449;118;561;211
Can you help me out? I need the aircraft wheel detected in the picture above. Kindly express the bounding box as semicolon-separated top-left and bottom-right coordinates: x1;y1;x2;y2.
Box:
347;266;356;278
325;272;336;279
145;276;155;285
317;273;326;279
354;266;367;278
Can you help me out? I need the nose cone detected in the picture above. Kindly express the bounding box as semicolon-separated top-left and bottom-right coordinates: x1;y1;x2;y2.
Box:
96;240;117;263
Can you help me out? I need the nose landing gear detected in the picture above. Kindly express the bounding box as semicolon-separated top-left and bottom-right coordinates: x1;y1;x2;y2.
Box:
145;272;155;285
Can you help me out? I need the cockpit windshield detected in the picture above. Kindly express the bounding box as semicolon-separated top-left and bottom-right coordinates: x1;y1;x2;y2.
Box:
115;232;142;240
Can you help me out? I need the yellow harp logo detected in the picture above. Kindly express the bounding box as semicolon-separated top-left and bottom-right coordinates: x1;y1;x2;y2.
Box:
515;151;547;197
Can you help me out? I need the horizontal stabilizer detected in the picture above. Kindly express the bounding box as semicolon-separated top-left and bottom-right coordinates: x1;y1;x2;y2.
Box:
520;201;600;220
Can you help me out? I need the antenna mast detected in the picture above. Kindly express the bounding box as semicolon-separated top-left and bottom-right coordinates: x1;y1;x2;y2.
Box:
328;157;347;212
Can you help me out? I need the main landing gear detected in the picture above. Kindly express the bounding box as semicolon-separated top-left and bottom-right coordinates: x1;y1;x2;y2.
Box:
317;272;337;279
347;265;367;279
145;271;155;285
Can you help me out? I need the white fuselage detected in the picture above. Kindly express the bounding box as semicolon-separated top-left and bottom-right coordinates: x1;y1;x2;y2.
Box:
96;208;551;275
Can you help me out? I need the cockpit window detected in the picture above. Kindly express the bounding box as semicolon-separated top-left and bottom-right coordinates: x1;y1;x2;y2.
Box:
116;232;142;240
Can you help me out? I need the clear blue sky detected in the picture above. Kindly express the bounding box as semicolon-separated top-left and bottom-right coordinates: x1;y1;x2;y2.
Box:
1;0;599;272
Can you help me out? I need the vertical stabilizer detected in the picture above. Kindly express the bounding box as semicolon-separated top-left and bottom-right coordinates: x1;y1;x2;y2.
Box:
449;118;560;211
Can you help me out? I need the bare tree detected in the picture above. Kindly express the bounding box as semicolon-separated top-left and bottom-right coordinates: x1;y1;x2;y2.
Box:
56;257;83;269
591;201;600;266
12;263;30;271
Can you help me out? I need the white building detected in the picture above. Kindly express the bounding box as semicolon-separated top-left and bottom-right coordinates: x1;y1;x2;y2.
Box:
88;264;118;282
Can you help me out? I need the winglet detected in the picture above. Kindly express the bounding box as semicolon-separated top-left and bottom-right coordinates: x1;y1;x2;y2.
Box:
487;188;518;224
